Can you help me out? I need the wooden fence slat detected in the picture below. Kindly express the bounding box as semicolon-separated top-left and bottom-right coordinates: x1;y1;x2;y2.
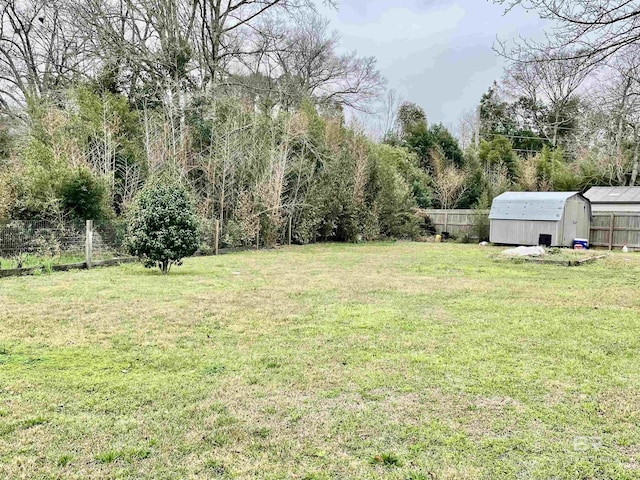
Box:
608;214;615;250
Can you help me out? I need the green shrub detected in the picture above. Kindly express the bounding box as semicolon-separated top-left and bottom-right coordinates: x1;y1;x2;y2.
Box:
61;168;109;221
421;214;436;236
372;158;420;239
471;203;490;243
0;163;19;218
14;137;68;219
125;183;200;274
221;219;243;248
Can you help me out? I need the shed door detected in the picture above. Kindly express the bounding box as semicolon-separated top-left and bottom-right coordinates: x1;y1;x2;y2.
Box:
576;202;590;239
563;200;581;246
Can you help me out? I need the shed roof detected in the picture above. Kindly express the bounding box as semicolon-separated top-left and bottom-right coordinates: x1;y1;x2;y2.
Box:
489;191;581;221
583;186;640;204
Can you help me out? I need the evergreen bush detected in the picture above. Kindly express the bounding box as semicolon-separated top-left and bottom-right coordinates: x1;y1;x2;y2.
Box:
126;183;200;274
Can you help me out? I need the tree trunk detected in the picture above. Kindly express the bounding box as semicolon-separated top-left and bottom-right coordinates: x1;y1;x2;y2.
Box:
552;110;559;148
219;169;225;233
630;126;639;186
616;76;633;155
160;259;170;274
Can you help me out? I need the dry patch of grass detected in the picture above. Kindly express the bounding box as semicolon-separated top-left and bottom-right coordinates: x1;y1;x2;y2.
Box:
1;242;639;479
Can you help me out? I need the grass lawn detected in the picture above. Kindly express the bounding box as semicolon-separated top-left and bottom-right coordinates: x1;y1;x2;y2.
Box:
1;242;639;479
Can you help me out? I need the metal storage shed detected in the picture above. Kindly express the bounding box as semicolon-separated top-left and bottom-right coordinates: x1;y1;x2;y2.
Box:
583;186;640;213
489;192;591;247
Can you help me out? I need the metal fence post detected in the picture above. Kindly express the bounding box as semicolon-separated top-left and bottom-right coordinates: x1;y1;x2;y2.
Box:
85;220;93;269
256;223;260;250
288;216;292;246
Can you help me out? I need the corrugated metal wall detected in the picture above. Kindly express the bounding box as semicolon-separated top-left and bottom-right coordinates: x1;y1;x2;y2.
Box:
490;219;560;246
489;194;591;246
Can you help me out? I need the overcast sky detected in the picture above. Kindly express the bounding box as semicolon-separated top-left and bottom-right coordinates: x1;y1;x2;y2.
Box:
324;0;546;128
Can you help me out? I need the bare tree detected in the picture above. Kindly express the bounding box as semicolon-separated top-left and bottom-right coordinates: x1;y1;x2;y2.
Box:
79;0;199;104
583;55;640;185
455;107;480;150
504;55;592;147
0;0;87;112
518;155;539;190
374;88;402;140
193;0;318;85
80;0;331;96
611;55;640;184
256;112;306;243
248;13;385;111
496;0;640;66
430;147;468;210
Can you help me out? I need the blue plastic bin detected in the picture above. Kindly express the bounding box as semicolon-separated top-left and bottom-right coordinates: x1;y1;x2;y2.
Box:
573;238;589;249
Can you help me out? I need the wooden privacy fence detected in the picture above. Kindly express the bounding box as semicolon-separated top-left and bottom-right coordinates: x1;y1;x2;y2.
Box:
418;209;490;240
589;213;640;249
420;209;640;249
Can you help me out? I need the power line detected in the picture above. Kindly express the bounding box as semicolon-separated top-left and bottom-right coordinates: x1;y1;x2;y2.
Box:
512;148;544;154
485;133;552;141
481;121;578;132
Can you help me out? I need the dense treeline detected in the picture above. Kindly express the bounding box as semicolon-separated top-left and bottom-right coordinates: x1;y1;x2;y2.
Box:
0;0;428;246
2;0;639;247
0;86;429;245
